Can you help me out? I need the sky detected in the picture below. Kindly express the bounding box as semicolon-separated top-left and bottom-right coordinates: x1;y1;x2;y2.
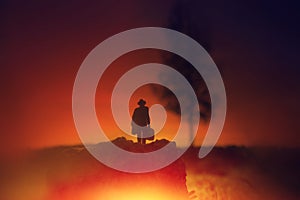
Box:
1;0;300;156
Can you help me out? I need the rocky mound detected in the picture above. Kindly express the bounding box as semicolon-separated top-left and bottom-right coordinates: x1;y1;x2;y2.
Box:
9;137;189;200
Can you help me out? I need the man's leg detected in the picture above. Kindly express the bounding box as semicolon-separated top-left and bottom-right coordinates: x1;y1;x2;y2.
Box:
141;130;146;144
137;132;142;144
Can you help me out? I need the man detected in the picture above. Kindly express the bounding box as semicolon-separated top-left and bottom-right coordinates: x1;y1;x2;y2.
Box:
131;99;150;144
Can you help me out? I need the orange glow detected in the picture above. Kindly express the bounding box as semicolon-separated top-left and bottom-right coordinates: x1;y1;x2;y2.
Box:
87;186;180;200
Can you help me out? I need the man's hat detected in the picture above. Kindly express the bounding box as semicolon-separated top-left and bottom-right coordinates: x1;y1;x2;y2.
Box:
138;99;146;106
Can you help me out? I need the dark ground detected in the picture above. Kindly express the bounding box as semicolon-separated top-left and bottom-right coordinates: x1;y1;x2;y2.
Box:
1;138;299;200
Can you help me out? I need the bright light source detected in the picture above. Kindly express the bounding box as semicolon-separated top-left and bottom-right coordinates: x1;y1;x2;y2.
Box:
87;185;188;200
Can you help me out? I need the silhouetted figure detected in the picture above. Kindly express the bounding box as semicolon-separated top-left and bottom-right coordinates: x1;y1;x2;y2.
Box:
131;99;150;144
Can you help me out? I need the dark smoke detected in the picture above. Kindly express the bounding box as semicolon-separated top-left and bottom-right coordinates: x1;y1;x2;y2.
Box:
153;0;214;142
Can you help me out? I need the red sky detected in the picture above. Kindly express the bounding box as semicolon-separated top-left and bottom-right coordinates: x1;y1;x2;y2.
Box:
1;0;300;156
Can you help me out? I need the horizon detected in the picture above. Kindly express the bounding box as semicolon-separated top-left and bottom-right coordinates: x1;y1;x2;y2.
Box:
17;136;300;153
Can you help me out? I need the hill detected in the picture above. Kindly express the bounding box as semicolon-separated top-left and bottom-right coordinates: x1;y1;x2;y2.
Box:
1;137;300;200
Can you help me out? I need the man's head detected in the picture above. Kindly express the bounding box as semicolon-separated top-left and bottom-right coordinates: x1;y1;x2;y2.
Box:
137;99;146;106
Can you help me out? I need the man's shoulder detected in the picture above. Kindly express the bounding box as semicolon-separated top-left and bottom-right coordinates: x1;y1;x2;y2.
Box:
135;106;149;111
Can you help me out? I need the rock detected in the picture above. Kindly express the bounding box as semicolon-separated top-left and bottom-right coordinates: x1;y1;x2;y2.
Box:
44;137;189;200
